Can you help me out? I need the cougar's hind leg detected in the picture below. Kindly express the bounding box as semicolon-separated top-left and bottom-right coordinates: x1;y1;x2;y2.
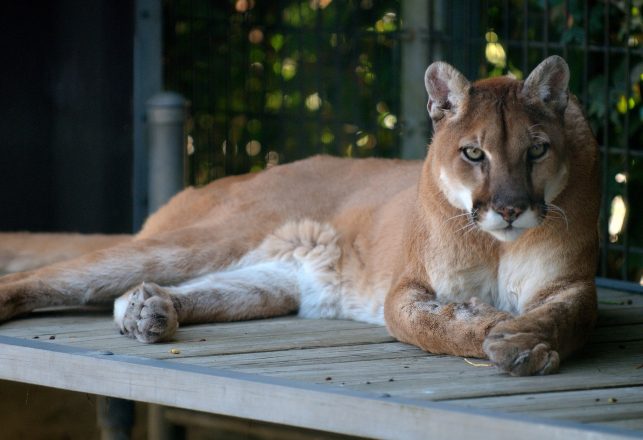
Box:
0;225;264;322
114;260;301;343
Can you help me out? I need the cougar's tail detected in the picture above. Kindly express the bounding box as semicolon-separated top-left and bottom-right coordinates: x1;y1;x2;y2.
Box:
0;232;132;274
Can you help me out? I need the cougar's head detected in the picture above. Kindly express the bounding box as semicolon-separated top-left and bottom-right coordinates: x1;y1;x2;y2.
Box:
424;56;571;242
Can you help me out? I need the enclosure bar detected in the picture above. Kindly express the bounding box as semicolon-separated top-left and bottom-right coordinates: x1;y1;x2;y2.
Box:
543;0;549;58
621;0;632;281
606;244;643;255
401;0;431;159
600;1;611;277
522;1;529;74
314;5;323;154
598;146;643;157
331;1;343;158
133;0;163;232
499;41;643;55
582;1;588;108
427;0;434;62
223;3;231;178
146;92;187;213
562;0;569;60
503;0;509;56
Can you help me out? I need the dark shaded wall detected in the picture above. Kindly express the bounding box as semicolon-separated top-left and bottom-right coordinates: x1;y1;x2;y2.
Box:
0;1;133;233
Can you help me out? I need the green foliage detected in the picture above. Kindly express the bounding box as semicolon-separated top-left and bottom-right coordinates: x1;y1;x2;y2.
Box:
481;0;643;283
164;0;402;183
164;0;642;282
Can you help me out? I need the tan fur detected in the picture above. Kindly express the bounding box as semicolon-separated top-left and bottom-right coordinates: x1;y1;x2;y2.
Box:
0;233;130;274
0;57;599;376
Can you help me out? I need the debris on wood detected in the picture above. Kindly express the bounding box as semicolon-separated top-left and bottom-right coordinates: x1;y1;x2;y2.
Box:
464;358;493;367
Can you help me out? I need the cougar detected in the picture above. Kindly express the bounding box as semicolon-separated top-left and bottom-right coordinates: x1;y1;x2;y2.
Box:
0;56;599;376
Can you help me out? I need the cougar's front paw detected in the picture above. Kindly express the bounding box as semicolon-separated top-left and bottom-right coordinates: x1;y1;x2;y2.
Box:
483;326;560;376
114;283;178;343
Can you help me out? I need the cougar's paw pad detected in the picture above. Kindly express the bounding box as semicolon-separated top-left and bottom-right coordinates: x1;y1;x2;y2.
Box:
483;333;560;376
114;283;178;343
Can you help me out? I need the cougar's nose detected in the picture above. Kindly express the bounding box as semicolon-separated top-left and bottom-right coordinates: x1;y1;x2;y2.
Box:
493;205;524;223
490;186;530;224
491;193;529;223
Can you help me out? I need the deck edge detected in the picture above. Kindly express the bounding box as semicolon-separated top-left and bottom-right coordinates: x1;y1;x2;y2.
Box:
0;335;640;440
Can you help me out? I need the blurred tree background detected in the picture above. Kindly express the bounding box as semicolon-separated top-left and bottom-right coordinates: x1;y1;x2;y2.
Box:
163;0;642;284
165;0;401;182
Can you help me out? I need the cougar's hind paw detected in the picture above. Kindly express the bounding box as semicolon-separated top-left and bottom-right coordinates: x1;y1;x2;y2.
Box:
114;283;178;343
483;329;560;376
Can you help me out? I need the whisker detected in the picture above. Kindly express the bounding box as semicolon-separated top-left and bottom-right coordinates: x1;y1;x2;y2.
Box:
442;211;473;227
444;209;479;231
462;223;479;237
454;221;475;234
545;203;569;230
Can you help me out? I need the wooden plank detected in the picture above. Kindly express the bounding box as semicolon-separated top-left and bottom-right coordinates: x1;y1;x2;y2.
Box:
161;339;643;402
598;307;643;326
1;289;638;344
445;386;643;423
2;309;640;361
0;315;395;358
597;288;643;305
1;305;640;404
0;336;637;440
599;419;643;432
597;289;643;325
590;323;643;343
170;341;427;368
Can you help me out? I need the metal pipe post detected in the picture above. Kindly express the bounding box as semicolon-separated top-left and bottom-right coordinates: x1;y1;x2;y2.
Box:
146;92;187;214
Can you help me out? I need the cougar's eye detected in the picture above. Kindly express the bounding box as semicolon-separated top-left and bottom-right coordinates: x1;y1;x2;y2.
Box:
528;143;549;160
461;146;485;162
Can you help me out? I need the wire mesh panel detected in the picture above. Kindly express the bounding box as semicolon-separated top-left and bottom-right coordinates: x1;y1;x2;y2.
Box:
163;0;642;284
473;1;643;285
164;0;402;184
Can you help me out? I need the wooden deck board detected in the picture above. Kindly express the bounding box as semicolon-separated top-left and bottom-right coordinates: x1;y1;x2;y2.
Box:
447;386;643;422
0;287;641;439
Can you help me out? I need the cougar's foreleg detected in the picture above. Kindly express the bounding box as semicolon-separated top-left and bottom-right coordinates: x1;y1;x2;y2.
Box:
384;276;512;359
483;279;597;376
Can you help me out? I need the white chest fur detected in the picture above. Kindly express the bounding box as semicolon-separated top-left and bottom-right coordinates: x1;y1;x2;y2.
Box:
497;245;564;314
428;244;561;315
429;262;498;307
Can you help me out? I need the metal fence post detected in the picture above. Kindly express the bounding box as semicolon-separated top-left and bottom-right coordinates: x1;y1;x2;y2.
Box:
133;0;162;231
146;92;187;214
401;1;430;160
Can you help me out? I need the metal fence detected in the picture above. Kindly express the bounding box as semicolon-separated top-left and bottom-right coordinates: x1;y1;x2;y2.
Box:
163;0;642;286
164;0;402;183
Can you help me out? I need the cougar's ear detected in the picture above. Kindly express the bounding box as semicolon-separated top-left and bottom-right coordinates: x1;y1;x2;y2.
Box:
424;62;470;126
522;55;570;114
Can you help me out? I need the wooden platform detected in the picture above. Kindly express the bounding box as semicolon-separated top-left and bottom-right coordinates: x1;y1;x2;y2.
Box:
0;287;641;439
